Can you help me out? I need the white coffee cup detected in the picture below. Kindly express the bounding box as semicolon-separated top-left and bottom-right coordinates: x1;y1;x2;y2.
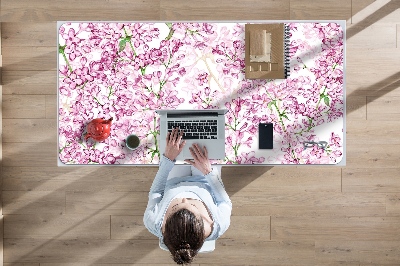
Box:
126;134;140;150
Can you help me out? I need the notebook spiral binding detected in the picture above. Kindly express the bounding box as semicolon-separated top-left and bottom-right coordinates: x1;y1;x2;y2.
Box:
284;24;290;79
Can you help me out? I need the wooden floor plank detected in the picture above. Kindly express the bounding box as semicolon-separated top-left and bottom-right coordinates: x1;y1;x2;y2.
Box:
111;168;157;192
3;238;162;264
346;120;400;144
0;216;3;266
198;239;316;265
2;49;56;71
223;166;341;194
222;216;270;241
346;48;400;97
351;0;375;24
4;214;110;240
346;143;400;168
4;238;316;265
41;264;197;266
316;240;400;264
232;192;386;217
1;23;56;46
1;70;56;95
2;142;57;167
367;96;400;120
346;95;366;120
2;46;55;59
66;191;148;216
351;0;400;25
45;95;57;118
111;216;153;240
343;168;400;193
4;263;39;266
386;194;400;216
2;191;65;215
347;23;397;49
0;0;160;22
2;95;46;119
273;216;400;241
160;0;290;20
290;0;351;20
2;167;113;192
2;166;157;192
397;24;400;48
2;119;56;143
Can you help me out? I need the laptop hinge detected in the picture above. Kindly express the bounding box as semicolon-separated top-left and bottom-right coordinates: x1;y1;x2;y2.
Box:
167;112;219;118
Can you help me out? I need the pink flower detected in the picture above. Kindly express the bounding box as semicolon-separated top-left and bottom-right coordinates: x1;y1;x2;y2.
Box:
196;72;208;86
65;43;82;61
63;28;81;45
149;48;163;62
330;132;342;147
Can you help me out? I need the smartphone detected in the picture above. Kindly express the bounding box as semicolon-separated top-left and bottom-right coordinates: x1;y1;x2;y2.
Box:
259;123;273;149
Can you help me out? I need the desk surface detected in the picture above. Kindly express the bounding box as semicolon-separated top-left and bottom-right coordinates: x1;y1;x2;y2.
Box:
58;21;345;165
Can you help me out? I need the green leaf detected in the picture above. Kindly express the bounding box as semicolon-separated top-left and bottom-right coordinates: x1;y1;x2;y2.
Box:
324;96;330;106
282;114;289;120
267;101;273;110
165;24;175;40
59;44;66;54
108;86;113;99
119;39;127;52
140;67;146;76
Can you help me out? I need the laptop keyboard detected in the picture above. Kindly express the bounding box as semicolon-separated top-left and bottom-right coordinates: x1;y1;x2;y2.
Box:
168;120;218;139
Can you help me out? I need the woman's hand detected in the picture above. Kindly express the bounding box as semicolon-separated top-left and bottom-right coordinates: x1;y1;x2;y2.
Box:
184;144;212;175
164;128;186;161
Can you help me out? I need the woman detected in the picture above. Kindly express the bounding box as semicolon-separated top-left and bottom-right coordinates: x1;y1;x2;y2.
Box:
144;128;232;264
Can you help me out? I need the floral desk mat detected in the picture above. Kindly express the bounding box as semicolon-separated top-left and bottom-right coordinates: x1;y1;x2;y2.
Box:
58;22;344;165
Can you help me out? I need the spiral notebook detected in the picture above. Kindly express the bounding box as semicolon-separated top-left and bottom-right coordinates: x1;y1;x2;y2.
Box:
245;23;290;79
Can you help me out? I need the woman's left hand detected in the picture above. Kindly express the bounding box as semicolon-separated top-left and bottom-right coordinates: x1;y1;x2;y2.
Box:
184;144;212;175
164;127;186;161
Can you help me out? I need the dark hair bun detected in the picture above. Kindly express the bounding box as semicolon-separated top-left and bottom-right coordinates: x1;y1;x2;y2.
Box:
180;243;191;250
174;247;194;264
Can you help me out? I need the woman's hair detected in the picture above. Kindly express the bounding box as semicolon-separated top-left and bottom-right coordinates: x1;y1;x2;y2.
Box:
163;208;206;265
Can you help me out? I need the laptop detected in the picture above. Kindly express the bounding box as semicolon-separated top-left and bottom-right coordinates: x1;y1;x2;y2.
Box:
156;109;227;160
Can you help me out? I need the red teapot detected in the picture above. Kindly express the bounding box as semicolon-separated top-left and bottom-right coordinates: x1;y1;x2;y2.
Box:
84;117;113;142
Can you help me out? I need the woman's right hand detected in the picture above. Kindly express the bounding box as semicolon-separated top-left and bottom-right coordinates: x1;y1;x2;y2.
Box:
164;128;186;161
184;144;212;175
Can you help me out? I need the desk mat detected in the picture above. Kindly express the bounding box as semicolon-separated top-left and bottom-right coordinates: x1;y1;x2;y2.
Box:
58;22;344;165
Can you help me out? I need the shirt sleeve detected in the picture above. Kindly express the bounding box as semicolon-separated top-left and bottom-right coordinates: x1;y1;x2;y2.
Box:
205;167;232;237
143;155;175;237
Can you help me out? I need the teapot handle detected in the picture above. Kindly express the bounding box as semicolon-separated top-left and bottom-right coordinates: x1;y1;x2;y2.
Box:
84;132;92;140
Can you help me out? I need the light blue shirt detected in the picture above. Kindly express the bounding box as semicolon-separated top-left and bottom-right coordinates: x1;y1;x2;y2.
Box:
144;155;232;241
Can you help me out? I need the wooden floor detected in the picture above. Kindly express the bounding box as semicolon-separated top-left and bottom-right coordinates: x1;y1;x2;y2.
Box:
1;0;400;265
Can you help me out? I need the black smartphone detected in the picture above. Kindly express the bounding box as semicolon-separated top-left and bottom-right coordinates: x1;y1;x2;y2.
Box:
259;123;273;149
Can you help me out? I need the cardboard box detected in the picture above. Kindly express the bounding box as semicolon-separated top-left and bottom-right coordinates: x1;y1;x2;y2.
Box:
245;23;289;79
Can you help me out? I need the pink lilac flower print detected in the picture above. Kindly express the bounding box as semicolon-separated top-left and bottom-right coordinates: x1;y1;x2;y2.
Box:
58;22;344;165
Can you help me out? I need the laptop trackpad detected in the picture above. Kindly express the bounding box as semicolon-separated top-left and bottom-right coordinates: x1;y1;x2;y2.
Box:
181;148;192;159
179;141;205;159
180;140;223;160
